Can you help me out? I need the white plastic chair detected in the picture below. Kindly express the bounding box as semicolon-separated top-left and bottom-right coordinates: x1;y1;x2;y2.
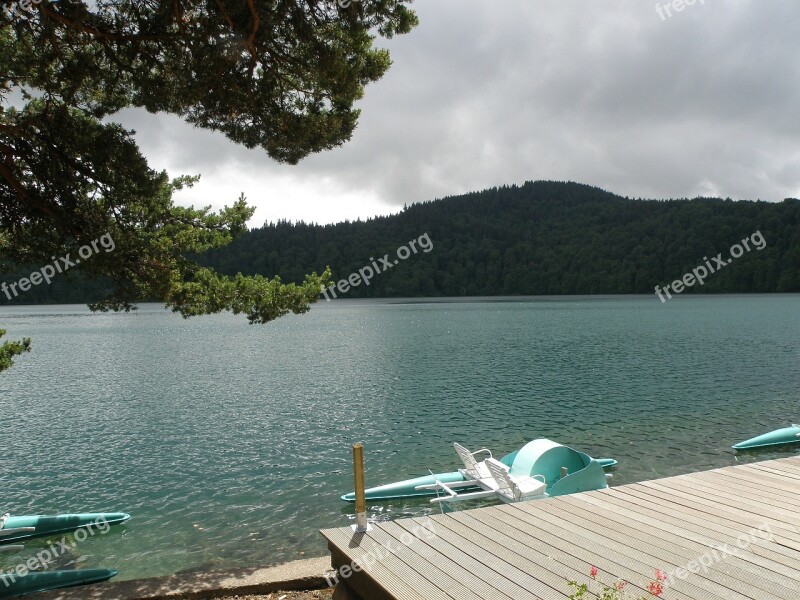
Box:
453;442;493;481
485;457;547;503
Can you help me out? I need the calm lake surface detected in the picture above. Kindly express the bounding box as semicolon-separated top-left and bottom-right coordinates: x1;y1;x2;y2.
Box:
1;295;799;580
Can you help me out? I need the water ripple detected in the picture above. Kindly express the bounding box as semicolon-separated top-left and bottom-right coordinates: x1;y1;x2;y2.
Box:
1;296;799;579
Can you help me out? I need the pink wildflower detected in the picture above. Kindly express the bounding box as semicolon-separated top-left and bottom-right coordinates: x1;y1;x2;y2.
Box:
648;580;664;597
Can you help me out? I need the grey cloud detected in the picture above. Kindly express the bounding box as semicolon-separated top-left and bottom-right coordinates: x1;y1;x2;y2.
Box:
110;0;800;222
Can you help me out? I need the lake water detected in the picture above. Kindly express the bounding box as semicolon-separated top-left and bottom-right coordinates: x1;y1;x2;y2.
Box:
1;295;799;580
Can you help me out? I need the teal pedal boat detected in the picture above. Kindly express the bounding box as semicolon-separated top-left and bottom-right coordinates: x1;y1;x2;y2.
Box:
0;568;117;598
0;513;130;544
342;439;617;502
732;424;800;450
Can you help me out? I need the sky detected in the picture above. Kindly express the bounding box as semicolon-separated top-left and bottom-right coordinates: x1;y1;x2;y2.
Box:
113;0;800;228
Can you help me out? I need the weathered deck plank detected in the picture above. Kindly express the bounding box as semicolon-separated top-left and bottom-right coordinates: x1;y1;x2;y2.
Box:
749;461;800;477
321;457;800;600
576;488;800;576
650;477;799;524
698;471;800;512
552;493;796;598
620;483;800;544
511;498;750;600
394;517;545;600
474;503;666;598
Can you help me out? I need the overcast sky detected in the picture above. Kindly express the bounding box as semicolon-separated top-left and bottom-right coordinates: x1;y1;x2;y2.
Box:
114;0;800;227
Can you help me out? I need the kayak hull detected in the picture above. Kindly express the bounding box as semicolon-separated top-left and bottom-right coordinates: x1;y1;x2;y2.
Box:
0;513;130;544
342;457;618;502
0;568;117;598
341;472;473;502
732;426;800;450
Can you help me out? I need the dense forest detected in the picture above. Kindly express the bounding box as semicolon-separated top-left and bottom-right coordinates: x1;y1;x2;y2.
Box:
3;181;799;304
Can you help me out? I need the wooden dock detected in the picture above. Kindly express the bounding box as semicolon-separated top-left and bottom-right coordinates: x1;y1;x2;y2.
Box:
321;456;800;600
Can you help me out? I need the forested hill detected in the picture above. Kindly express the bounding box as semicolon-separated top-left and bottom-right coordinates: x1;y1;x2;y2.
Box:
2;181;799;305
200;181;800;297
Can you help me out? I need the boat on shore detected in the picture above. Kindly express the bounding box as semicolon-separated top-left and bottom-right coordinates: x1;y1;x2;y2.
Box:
0;513;130;545
342;439;616;502
732;425;800;450
0;568;117;598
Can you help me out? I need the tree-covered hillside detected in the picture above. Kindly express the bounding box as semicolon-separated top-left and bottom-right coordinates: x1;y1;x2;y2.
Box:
199;181;800;297
3;181;799;304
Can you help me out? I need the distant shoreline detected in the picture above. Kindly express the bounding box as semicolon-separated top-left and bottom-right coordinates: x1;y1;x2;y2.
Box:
2;291;800;310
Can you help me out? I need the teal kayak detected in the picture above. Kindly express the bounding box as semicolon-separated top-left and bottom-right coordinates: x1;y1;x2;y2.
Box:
732;425;800;450
341;471;473;502
341;454;618;502
0;568;117;598
0;513;130;544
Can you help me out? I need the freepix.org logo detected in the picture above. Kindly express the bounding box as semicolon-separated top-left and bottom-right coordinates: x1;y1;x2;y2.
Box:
654;230;766;303
321;233;433;301
2;233;116;301
0;516;112;588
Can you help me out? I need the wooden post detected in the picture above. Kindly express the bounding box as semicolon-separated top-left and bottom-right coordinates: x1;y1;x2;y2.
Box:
353;443;369;532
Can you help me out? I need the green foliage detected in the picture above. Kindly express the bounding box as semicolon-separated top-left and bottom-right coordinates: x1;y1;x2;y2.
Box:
0;97;332;320
2;0;417;163
0;328;30;372
193;181;800;298
168;267;328;324
1;1;417;322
